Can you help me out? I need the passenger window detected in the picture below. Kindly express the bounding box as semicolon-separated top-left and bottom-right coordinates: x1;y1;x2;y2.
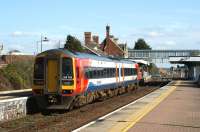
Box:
34;57;44;79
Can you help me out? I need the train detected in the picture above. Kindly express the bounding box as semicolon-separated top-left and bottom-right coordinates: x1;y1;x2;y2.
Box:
32;48;141;110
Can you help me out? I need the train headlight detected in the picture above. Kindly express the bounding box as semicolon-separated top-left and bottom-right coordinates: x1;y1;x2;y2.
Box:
62;90;73;94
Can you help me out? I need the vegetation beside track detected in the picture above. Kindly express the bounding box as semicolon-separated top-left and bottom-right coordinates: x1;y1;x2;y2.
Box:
0;60;34;91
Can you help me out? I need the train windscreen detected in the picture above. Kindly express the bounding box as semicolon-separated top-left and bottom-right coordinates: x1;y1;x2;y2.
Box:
62;58;73;79
34;58;44;79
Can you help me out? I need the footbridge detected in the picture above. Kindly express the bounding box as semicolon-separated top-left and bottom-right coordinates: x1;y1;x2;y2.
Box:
128;49;200;63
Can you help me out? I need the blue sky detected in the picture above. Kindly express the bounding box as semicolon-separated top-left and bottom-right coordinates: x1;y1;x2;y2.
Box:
0;0;200;54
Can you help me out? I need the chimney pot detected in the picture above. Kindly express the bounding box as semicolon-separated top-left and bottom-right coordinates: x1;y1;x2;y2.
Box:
106;25;110;38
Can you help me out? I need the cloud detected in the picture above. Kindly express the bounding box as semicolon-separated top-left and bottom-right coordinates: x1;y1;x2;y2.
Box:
121;22;200;50
148;31;164;38
11;31;24;37
11;31;40;37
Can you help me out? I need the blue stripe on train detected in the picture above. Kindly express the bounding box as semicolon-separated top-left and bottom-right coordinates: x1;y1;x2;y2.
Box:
86;80;138;92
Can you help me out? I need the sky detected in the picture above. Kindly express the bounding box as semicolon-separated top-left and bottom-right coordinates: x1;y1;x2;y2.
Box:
0;0;200;54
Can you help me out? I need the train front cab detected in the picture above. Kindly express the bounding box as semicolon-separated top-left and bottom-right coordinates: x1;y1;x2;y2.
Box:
32;54;76;109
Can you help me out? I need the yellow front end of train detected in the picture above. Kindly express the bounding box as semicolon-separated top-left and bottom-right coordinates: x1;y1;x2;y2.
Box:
32;50;77;109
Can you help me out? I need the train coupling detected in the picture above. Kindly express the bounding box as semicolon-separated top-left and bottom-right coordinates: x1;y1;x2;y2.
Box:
48;95;59;104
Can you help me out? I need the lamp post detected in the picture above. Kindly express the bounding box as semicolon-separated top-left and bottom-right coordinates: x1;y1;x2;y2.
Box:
40;35;49;52
36;41;39;54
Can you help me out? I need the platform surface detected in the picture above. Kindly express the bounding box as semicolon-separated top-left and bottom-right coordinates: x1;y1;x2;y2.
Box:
128;80;200;132
74;81;196;132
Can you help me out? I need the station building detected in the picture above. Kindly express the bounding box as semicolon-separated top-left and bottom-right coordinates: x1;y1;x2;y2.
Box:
169;56;200;81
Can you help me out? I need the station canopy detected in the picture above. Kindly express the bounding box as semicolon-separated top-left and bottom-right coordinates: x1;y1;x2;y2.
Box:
169;56;200;65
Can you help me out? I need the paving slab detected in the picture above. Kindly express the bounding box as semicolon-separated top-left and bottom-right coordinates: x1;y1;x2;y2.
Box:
128;81;200;132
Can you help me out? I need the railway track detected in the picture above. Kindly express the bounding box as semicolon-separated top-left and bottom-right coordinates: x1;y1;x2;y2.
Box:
0;81;169;132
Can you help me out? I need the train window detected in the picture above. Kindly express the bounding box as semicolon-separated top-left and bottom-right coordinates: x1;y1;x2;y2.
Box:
132;68;136;75
103;68;107;78
110;68;112;77
112;68;114;77
112;68;116;77
128;68;131;75
34;57;44;79
97;70;101;78
90;68;95;78
62;58;73;79
106;68;109;77
88;70;92;78
108;68;111;77
84;67;119;79
123;68;134;76
93;70;97;78
99;68;103;78
84;67;91;79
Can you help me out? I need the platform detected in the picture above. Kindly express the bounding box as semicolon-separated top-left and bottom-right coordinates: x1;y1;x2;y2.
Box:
73;81;200;132
0;89;31;122
128;81;200;132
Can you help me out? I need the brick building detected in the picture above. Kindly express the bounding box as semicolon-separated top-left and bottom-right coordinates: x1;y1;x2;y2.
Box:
100;25;125;58
84;32;105;56
84;26;127;58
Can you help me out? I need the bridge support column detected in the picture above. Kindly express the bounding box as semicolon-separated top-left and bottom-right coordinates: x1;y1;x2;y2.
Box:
187;64;200;81
187;65;195;80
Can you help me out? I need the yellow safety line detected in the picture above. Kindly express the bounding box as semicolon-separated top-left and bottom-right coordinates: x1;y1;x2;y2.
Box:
109;81;180;132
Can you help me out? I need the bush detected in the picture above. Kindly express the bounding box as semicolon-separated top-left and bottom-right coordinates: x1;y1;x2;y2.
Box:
0;60;34;90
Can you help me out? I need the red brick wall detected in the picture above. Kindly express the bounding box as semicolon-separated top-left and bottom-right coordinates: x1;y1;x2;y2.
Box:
103;39;124;57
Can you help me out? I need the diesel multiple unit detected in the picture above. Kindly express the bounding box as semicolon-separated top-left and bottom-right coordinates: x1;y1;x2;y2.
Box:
32;49;140;109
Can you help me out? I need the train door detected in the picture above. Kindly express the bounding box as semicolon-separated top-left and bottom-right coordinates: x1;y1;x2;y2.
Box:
116;64;119;83
121;64;125;82
118;64;121;83
47;59;59;93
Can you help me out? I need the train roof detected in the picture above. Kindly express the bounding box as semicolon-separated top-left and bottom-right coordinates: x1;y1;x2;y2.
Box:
38;48;136;64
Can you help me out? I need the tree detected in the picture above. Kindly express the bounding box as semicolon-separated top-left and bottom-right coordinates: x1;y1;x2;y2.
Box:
149;63;159;75
134;38;151;50
191;51;200;56
64;35;84;52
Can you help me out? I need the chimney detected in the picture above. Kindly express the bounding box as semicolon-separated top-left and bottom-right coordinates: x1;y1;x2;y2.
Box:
92;35;99;44
84;32;91;45
106;25;110;38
